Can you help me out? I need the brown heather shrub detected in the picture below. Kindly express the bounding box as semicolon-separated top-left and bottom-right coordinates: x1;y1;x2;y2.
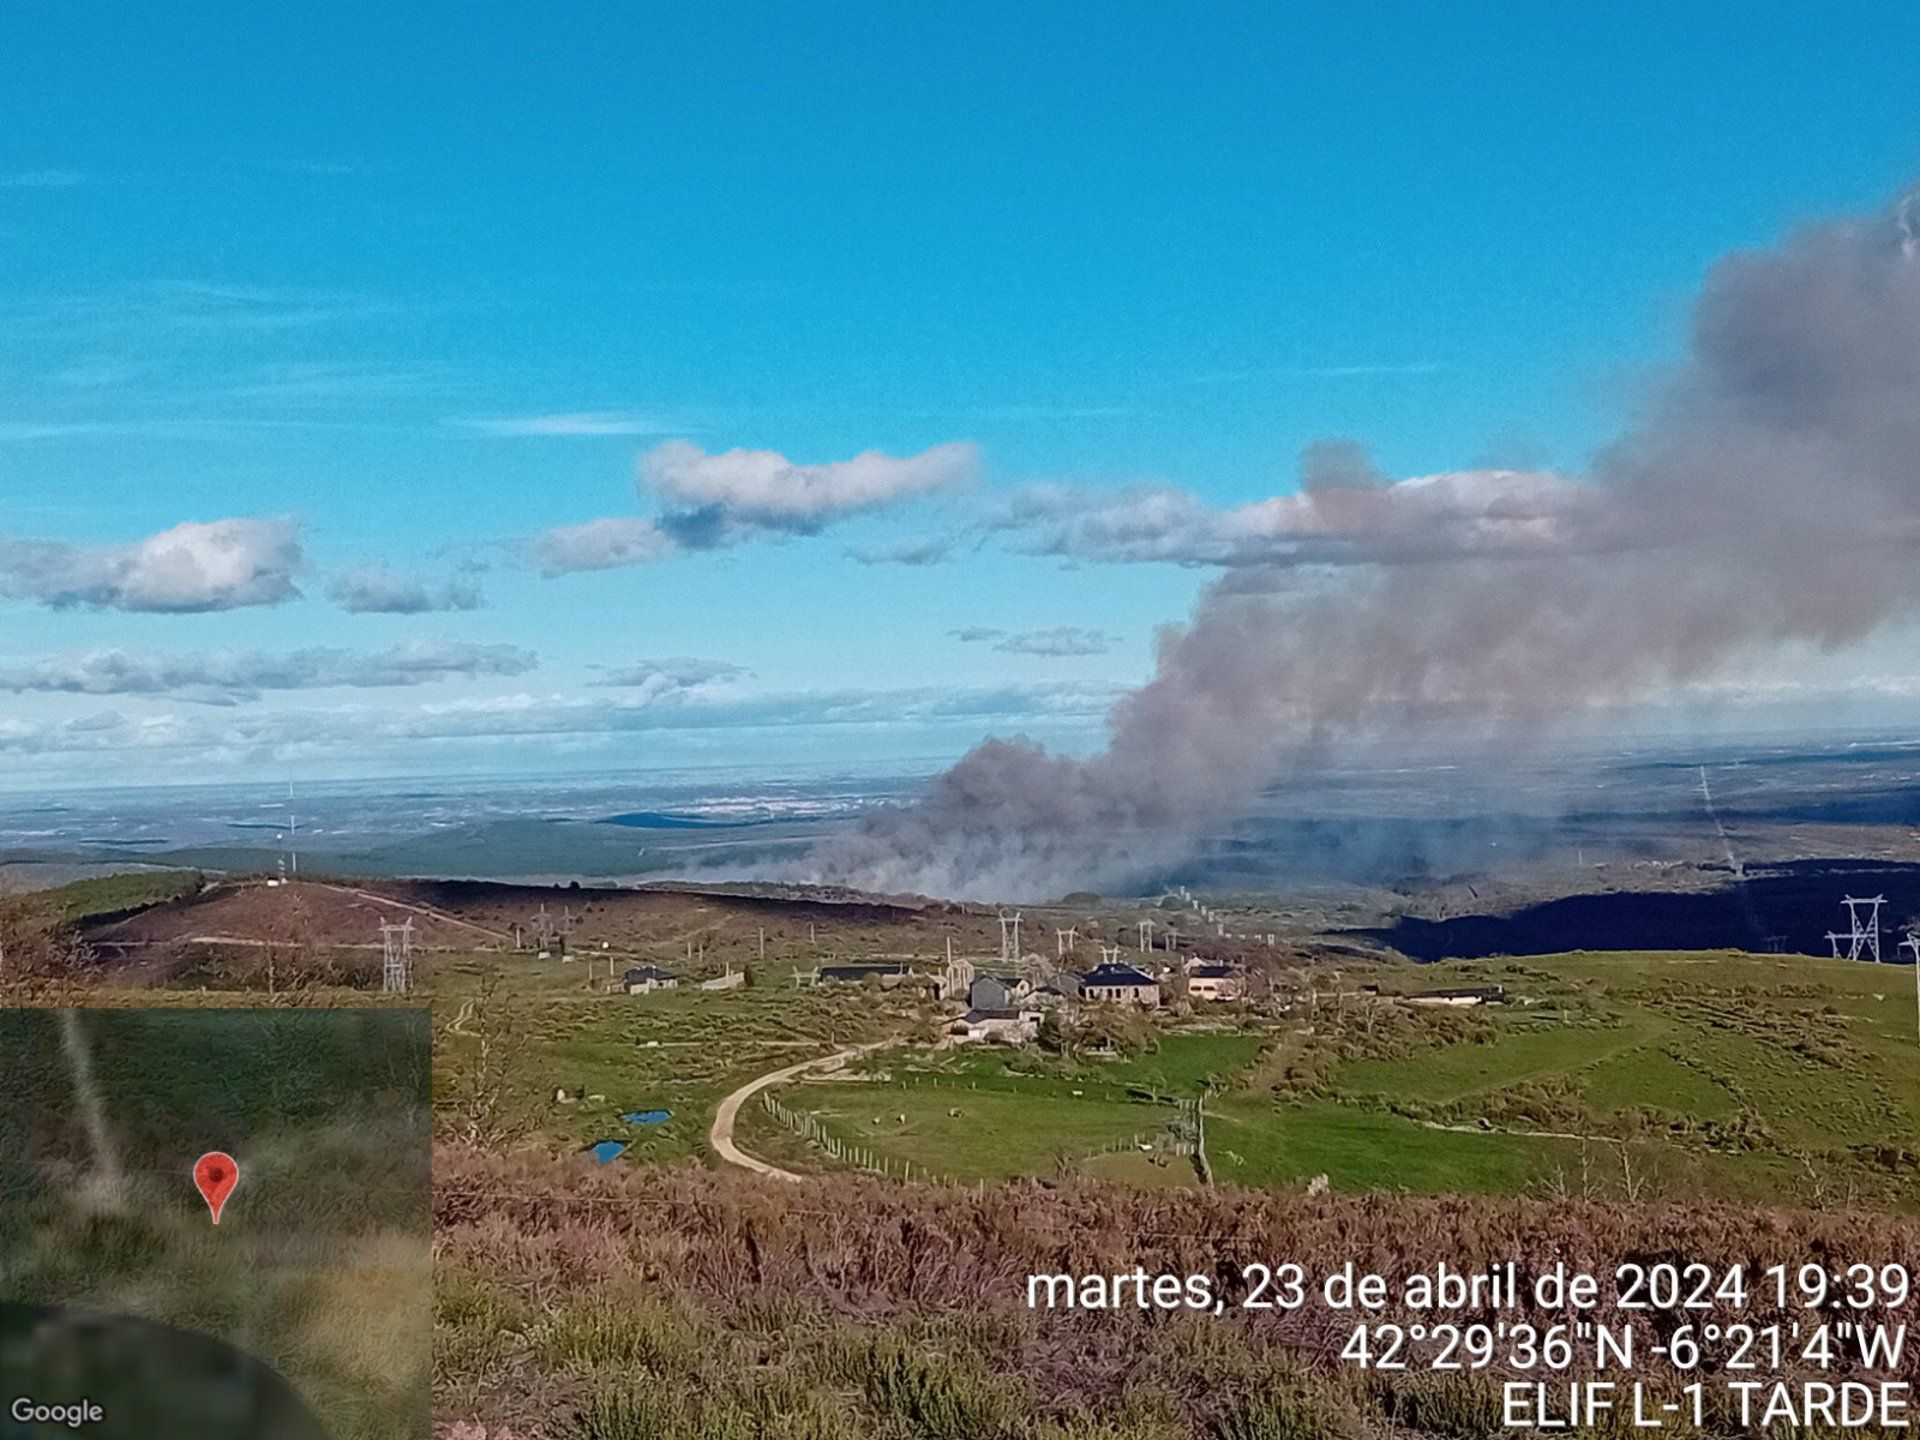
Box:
435;1143;1920;1438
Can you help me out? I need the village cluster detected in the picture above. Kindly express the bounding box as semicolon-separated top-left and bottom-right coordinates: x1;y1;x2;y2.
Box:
609;945;1248;1041
615;938;1505;1045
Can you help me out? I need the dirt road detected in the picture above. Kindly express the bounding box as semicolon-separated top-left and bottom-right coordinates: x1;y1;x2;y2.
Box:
708;1041;891;1181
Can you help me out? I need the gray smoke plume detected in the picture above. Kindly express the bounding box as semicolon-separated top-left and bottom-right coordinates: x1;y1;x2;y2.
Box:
810;187;1920;900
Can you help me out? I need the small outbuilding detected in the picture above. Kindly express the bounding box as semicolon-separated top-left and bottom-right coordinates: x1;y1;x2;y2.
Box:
953;1007;1042;1043
1404;984;1506;1008
1182;962;1245;1002
622;965;680;995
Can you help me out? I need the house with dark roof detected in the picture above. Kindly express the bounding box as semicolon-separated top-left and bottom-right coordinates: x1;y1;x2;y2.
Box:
622;965;679;995
1078;961;1162;1006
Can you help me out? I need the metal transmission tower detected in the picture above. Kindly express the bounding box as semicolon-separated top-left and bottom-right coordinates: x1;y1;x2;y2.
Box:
1055;927;1077;957
998;910;1022;962
380;918;416;994
1137;920;1153;951
1827;895;1886;962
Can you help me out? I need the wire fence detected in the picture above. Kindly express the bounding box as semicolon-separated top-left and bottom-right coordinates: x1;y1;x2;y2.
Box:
759;1092;940;1184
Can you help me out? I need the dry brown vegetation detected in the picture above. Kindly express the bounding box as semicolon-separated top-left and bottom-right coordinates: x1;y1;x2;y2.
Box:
435;1144;1920;1439
0;893;96;1002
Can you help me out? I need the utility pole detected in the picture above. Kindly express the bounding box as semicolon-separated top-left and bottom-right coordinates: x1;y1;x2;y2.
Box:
1904;931;1920;1044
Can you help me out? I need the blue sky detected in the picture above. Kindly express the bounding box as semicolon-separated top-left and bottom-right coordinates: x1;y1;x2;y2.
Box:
2;2;1918;788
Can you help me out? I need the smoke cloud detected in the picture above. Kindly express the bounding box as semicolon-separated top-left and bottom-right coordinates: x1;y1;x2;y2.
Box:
810;187;1920;899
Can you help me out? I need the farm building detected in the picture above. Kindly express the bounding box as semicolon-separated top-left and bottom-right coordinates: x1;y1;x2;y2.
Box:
968;973;1030;1009
1078;961;1162;1006
1404;984;1505;1008
622;965;680;995
953;1007;1043;1043
1181;962;1245;1002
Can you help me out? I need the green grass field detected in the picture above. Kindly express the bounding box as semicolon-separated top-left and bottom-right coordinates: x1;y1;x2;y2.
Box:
766;950;1920;1209
427;954;914;1160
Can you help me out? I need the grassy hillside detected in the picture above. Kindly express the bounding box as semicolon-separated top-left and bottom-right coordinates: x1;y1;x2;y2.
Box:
23;869;204;925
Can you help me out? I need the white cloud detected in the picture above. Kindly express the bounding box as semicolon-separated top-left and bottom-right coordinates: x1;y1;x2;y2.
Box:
0;517;303;612
646;439;976;545
531;438;978;573
998;466;1582;569
529;517;676;575
0;641;537;705
326;563;483;614
588;656;753;702
952;626;1116;657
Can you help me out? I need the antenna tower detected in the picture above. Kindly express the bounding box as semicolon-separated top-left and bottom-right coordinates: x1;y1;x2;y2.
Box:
381;918;416;994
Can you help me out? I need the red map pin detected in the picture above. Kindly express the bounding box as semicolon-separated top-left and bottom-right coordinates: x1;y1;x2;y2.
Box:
193;1152;240;1225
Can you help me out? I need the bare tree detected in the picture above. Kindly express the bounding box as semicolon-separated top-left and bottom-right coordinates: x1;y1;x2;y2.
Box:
449;968;531;1145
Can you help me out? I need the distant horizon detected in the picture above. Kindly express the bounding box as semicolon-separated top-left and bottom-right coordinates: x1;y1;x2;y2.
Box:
5;718;1919;805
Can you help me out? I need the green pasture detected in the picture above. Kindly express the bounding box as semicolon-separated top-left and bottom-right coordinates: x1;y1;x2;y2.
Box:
426;953;909;1160
771;951;1920;1209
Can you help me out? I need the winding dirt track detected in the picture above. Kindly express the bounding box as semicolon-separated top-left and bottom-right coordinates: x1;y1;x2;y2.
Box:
304;881;515;943
707;1041;892;1181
